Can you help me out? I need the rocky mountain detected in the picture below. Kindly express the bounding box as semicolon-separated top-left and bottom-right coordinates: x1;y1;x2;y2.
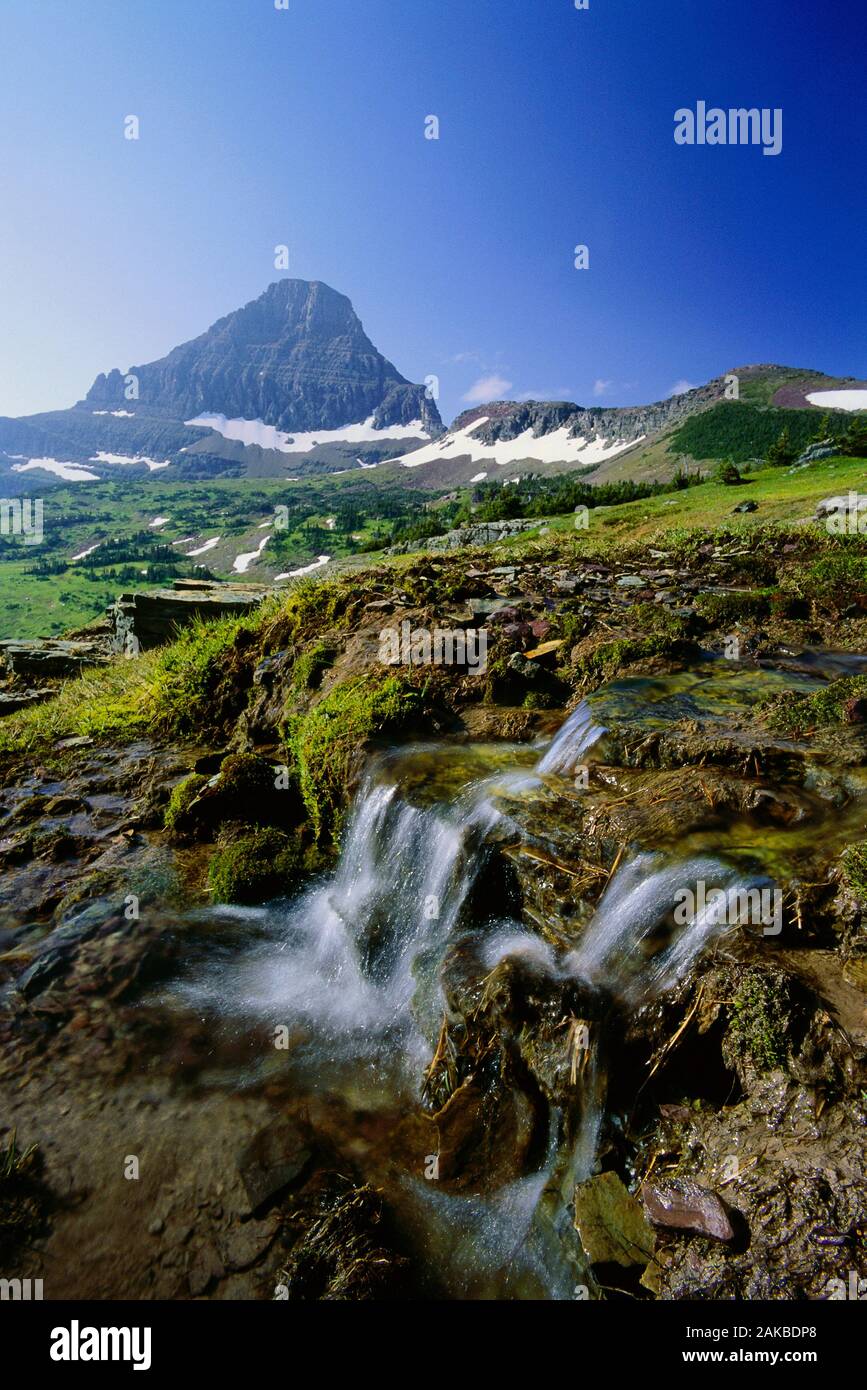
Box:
85;279;441;436
382;365;867;489
0;280;442;483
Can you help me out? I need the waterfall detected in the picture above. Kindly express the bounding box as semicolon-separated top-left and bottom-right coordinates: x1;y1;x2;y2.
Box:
537;698;606;775
164;701;778;1298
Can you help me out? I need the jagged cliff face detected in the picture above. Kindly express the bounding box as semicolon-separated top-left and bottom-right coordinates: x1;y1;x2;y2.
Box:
85;279;442;435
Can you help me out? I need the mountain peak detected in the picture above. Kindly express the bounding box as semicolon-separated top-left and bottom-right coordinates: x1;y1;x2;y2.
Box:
84;279;442;436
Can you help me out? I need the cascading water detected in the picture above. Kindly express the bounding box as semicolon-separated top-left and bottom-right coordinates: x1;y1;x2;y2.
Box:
162;694;778;1298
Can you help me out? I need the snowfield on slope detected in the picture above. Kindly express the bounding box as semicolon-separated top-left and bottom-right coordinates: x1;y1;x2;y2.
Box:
396;416;644;469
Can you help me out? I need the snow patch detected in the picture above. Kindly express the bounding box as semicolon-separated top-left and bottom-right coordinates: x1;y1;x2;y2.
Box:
184;537;221;557
806;390;867;412
149;516;170;529
232;535;271;574
274;555;331;579
90;452;170;471
184;413;429;455
12;458;99;481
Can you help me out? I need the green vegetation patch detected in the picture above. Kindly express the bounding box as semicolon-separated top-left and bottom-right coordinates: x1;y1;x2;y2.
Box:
762;674;867;736
724;969;792;1073
840;841;867;900
668;402;845;464
288;673;428;844
694;589;773;626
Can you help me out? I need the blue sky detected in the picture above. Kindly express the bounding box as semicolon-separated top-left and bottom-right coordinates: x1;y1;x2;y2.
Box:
0;0;863;423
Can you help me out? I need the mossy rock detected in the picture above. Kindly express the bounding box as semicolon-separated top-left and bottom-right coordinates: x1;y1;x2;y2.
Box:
164;772;210;835
165;754;303;839
840;841;867;901
208;826;305;905
288;673;428;845
761;674;867;736
694;590;772;627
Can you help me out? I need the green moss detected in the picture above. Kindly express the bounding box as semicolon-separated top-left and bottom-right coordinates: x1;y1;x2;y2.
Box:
693;590;772;626
724;969;790;1072
148;611;264;736
568;606;693;685
762;674;867;735
288;639;337;703
281;577;353;641
288;674;427;844
781;552;867;614
841;841;867;900
163;772;209;833
207;826;304;904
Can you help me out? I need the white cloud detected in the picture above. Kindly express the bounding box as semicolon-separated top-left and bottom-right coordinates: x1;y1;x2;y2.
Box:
670;379;698;396
462;374;513;404
593;379;614;397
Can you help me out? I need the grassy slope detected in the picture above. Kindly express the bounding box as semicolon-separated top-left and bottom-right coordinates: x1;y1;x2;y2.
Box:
496;455;866;551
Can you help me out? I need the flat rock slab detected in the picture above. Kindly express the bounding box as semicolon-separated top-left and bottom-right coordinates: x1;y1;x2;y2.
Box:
109;579;269;651
237;1117;312;1216
573;1170;656;1268
0;640;110;677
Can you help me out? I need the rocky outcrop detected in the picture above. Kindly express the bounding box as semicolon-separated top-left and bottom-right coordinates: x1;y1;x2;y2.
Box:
386;518;539;555
108;578;269;652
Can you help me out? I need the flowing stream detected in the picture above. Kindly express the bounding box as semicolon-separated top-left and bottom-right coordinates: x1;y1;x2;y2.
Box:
159;679;790;1298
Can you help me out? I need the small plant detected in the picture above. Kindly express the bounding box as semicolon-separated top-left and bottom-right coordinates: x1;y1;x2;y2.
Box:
0;1131;44;1260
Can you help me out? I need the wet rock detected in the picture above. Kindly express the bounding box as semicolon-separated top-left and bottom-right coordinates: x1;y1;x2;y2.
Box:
642;1179;736;1242
237;1118;312;1215
573;1171;656;1268
428;1070;539;1189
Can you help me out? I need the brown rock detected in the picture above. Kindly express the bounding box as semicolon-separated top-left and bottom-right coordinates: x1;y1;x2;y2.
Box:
641;1178;736;1242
